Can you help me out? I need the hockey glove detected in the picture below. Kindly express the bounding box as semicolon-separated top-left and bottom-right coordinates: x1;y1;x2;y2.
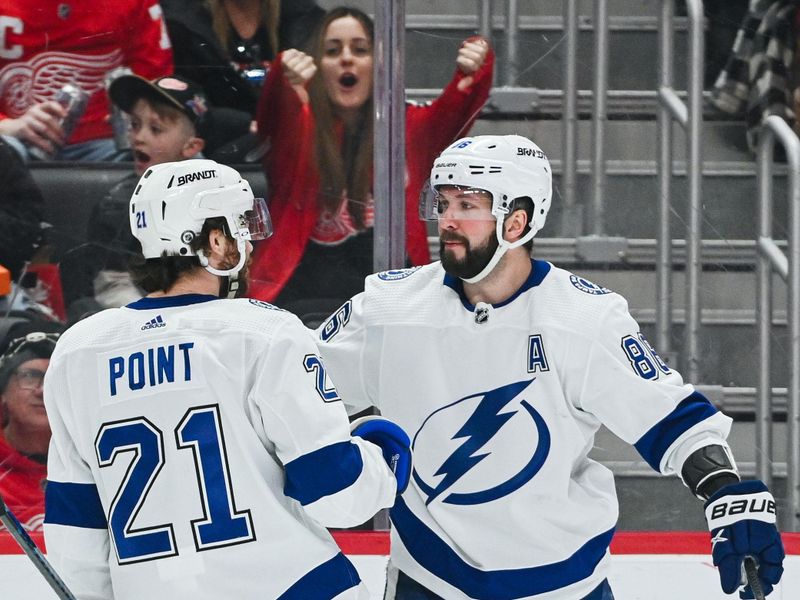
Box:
704;480;784;598
351;416;412;494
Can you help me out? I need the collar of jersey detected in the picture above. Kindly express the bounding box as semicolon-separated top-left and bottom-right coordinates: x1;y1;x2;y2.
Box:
125;294;220;310
443;259;551;311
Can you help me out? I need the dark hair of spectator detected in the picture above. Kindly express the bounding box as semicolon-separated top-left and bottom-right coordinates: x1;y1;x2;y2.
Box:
307;7;375;228
209;0;280;61
129;217;229;293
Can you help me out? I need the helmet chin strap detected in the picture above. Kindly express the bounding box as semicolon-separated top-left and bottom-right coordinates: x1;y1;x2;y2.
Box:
196;238;247;298
461;216;531;285
461;242;510;284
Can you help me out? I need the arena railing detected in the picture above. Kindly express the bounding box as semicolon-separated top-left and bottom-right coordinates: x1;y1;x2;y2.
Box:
656;0;704;381
756;114;800;531
373;0;406;275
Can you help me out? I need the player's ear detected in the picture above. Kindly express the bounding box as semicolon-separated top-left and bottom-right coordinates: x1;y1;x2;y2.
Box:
504;208;528;243
206;228;230;263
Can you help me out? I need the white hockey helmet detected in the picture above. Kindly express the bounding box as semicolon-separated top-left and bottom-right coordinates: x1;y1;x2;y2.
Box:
421;135;552;283
129;159;271;281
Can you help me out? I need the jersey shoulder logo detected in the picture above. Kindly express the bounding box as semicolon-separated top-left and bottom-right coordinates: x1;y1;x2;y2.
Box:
569;275;612;295
377;266;422;281
141;315;166;331
412;379;550;506
248;299;283;311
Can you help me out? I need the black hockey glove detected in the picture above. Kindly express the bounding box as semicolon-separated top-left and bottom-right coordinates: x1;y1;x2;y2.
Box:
704;480;784;598
350;416;412;494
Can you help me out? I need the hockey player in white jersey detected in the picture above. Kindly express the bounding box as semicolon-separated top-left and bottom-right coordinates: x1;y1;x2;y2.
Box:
42;159;412;600
316;135;785;599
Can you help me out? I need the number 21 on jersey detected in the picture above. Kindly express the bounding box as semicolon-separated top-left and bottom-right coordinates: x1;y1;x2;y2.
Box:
95;404;255;563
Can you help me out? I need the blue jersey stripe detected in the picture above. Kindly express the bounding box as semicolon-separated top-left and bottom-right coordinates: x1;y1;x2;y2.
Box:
277;553;360;600
634;392;719;471
284;441;364;505
390;497;614;599
444;259;551;311
125;294;218;310
44;481;108;529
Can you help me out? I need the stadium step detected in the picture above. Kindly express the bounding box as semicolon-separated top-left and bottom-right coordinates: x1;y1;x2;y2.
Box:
469;119;753;165
405;15;689;91
427;160;787;243
330;0;695;90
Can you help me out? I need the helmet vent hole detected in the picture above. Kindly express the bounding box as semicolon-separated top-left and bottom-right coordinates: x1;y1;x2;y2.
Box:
489;166;502;174
179;248;188;255
162;201;167;219
448;174;454;179
487;144;496;149
540;209;545;214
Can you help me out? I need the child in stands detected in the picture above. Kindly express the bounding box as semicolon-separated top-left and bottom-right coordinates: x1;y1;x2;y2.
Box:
60;75;209;320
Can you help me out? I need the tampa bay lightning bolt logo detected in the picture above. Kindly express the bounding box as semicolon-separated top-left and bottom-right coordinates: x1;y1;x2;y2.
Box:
412;379;550;505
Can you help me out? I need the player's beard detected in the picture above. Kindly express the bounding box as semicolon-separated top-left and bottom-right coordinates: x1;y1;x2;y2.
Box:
439;230;499;280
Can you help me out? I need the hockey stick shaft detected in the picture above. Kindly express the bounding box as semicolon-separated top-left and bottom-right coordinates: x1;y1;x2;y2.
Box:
0;494;77;600
744;555;766;600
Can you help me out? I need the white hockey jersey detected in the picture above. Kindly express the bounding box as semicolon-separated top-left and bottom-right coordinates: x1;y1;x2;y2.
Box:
43;294;397;600
317;260;733;600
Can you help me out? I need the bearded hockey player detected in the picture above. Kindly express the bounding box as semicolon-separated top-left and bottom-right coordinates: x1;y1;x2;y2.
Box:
42;159;411;599
317;135;785;599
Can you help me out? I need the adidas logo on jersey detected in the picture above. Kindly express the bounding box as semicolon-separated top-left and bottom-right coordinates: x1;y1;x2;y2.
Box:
141;315;166;331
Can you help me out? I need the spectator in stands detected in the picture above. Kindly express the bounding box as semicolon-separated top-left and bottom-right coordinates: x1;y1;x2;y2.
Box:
0;0;172;162
59;74;209;320
160;0;324;162
0;139;46;283
0;320;63;532
249;6;494;309
0;138;63;320
711;0;798;151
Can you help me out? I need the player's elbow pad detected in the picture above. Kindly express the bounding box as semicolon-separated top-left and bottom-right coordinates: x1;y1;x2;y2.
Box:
350;416;412;494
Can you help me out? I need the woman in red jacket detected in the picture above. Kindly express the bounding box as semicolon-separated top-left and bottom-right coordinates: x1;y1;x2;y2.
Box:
250;6;494;306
